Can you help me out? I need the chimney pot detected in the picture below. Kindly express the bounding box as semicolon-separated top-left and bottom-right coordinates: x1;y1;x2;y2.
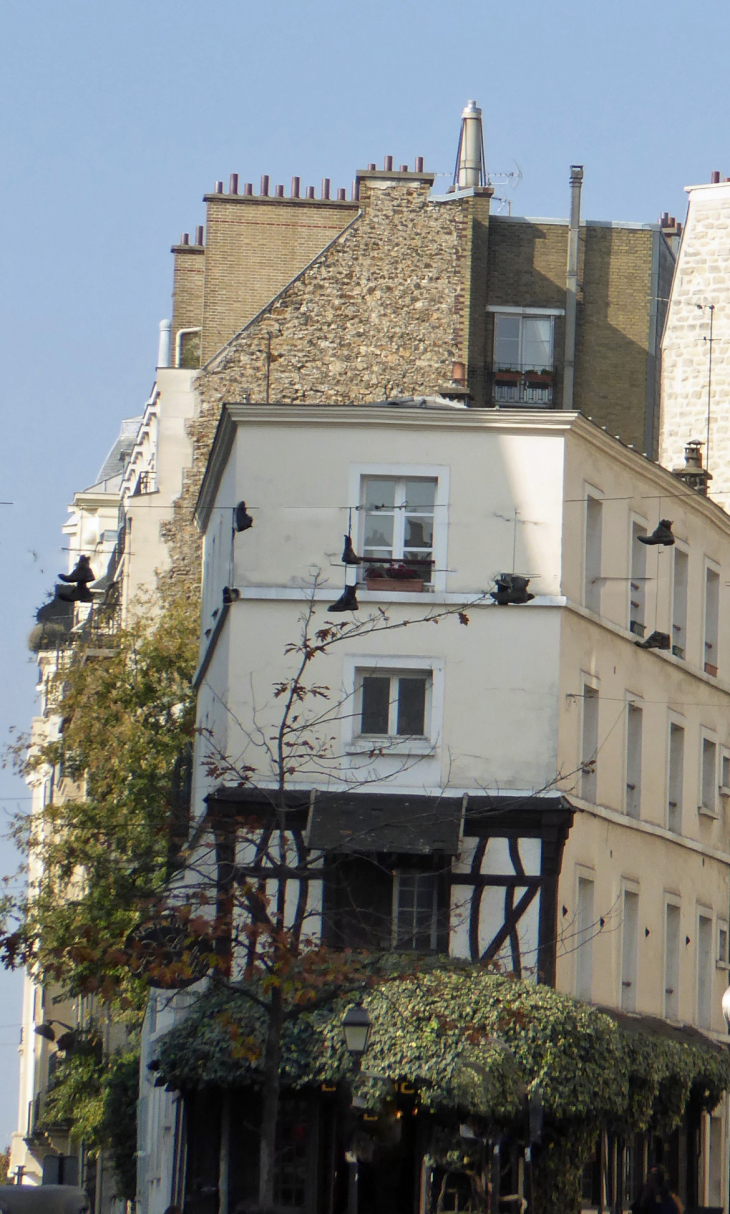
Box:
711;170;721;184
291;176;301;198
368;163;376;171
244;183;253;196
337;187;346;200
275;184;284;198
181;233;190;245
384;155;393;171
452;361;466;386
306;185;315;199
195;225;204;245
669;216;675;227
415;156;424;172
661;211;669;224
215;181;224;194
352;179;359;201
399;164;408;172
230;173;239;195
261;174;270;196
322;178;331;200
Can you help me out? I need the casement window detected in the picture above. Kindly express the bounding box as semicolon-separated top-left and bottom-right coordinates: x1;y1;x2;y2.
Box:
322;858;446;953
581;686;599;803
698;912;713;1028
664;902;680;1021
700;736;718;816
493;313;554;371
621;888;639;1011
392;871;440;951
625;701;643;819
717;919;729;969
629;522;647;637
667;723;684;833
672;549;688;659
361;476;436;582
584;496;603;615
575;875;595;1001
357;669;430;739
704;566;720;676
721;750;730;794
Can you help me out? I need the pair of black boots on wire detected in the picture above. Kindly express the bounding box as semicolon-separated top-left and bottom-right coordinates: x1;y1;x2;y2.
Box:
57;555;95;603
329;534;361;610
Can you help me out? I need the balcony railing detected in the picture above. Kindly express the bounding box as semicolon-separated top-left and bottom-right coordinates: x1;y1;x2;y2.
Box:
489;365;555;407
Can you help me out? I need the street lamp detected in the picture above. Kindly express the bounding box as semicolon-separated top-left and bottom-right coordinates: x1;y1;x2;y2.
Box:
341;1004;372;1214
342;1004;372;1060
721;985;730;1032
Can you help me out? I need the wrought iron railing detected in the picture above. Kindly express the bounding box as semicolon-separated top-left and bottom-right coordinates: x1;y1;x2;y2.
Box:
489;365;555;407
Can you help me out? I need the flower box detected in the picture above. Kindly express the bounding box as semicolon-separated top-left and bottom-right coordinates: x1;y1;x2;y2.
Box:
365;577;425;593
494;370;522;384
524;371;553;386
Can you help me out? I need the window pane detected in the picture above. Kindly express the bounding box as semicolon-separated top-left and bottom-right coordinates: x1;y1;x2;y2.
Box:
404;516;433;550
363;514;394;552
361;677;391;734
404;479;436;510
363;479;396;510
395;872;437;950
521;317;552;369
494;315;521;367
396;677;426;736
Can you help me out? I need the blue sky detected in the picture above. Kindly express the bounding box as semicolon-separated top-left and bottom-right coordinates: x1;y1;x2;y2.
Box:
2;0;730;1149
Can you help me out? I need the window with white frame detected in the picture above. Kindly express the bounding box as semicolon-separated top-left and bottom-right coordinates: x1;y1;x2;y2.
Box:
629;522;647;637
393;871;440;951
360;476;436;582
621;888;639;1011
664;901;680;1021
581;686;599;803
626;701;643;819
698;912;713;1028
672;549;688;659
700;736;718;816
668;722;684;833
717;919;729;969
493;314;554;371
721;750;730;793
704;566;720;676
356;668;431;739
575;875;595;1001
584;495;603;615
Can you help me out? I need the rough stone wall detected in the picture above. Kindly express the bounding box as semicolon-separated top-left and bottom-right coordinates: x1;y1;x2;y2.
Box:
660;183;730;506
171;246;205;364
162;178;483;589
200;194;359;363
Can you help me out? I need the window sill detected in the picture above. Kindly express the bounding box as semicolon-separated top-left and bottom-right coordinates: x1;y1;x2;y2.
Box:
698;805;720;819
346;736;436;757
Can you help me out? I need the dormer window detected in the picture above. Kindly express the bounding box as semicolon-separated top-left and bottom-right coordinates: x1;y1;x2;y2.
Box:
490;309;557;406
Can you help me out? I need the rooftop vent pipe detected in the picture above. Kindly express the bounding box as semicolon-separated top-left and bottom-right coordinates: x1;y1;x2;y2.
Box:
562;165;584;411
157;320;171;369
454;100;486;190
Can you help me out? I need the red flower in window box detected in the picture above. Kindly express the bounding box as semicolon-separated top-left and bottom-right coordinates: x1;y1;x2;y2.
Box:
365;565;424;592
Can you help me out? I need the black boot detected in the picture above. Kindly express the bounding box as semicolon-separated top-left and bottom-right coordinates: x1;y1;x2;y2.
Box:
59;555;94;583
638;520;675;546
635;630;671;650
342;534;361;564
328;585;359;612
234;501;253;532
490;574;535;605
56;583;93;604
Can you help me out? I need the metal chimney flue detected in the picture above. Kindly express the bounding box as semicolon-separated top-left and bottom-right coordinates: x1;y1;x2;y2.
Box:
454;100;486;190
562;165;584;411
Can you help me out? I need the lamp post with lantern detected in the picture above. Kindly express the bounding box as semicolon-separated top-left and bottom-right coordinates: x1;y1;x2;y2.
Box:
341;1003;372;1214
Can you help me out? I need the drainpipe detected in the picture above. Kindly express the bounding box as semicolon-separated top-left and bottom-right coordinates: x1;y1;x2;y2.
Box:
562;165;584;411
174;326;202;368
157;319;172;368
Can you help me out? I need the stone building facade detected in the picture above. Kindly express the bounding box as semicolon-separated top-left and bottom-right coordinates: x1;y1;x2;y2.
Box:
660;179;730;508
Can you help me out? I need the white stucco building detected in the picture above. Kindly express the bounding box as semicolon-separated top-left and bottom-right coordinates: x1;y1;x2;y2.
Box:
140;399;730;1212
